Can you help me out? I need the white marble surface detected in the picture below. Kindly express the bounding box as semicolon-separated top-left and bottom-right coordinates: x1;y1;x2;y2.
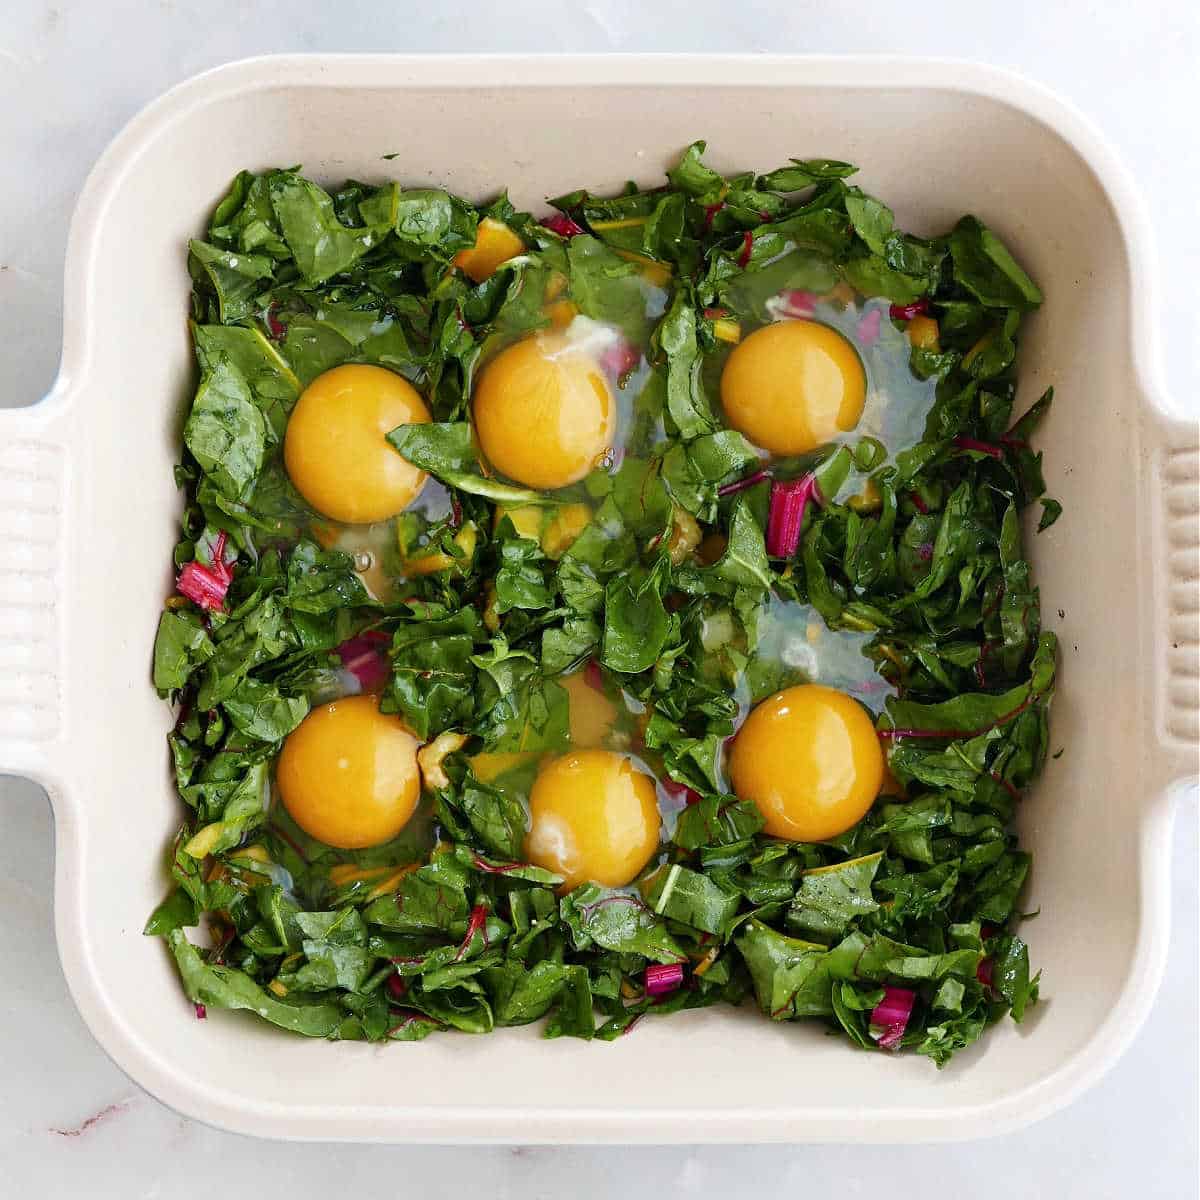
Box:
1;2;1197;1195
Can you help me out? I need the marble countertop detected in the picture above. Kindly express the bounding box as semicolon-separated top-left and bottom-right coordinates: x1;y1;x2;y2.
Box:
1;2;1196;1196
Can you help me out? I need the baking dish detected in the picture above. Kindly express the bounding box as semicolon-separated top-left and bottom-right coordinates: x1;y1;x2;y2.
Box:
0;54;1195;1144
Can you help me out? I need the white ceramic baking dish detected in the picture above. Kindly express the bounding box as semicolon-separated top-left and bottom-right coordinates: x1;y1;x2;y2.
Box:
1;54;1196;1144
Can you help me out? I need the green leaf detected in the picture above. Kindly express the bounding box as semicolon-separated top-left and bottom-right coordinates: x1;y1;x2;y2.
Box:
758;159;857;190
295;907;367;945
561;886;687;963
454;846;561;885
666;140;724;196
567;235;659;346
881;634;1055;742
967;852;1031;923
362;858;470;934
152;610;214;692
278;316;357;387
143;886;199;936
481;960;571;1027
836;930;978;984
169;929;343;1037
1038;498;1062;532
662;431;760;520
386;609;481;739
223;678;308;742
673;795;765;851
183;358;267;500
736;920;835;1019
991;933;1039;1022
386;420;472;470
269;173;382;283
610;457;673;545
390;188;478;255
192;324;300;442
642;863;742;935
285;541;371;614
841;252;927;304
711;498;773;593
409;986;494;1035
845;191;895;256
556;557;606;614
187;240;275;323
918;1013;991;1067
541;616;601;675
289;941;373;992
197;595;294;709
874;861;960;922
949;216;1043;309
454;775;531;859
388;422;543;504
494;536;554;613
658;288;717;440
181;761;268;856
602;563;671;673
787;853;882;939
209;171;289;258
562;495;637;576
471;644;569;752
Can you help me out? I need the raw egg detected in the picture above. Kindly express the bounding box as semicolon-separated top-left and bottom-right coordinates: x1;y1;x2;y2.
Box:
729;684;882;842
560;669;618;748
472;332;614;490
720;320;866;455
453;217;525;283
525;749;660;889
276;695;421;849
284;363;431;524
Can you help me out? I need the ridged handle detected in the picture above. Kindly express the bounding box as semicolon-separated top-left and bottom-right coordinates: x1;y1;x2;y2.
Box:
1157;419;1199;780
0;395;67;784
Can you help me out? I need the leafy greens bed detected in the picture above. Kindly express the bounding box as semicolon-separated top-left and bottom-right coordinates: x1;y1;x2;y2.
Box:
149;142;1057;1065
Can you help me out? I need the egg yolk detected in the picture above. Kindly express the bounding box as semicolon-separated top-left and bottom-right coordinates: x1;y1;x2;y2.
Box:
729;684;883;842
469;750;541;784
525;750;661;889
720;320;867;455
472;333;615;490
541;503;592;559
283;364;431;524
452;217;525;283
276;695;421;849
560;670;618;748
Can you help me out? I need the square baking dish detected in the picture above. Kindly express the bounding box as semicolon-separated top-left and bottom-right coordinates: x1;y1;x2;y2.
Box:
1;54;1196;1144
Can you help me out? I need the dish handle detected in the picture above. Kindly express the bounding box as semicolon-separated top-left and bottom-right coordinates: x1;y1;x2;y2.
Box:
0;383;71;791
1150;408;1199;793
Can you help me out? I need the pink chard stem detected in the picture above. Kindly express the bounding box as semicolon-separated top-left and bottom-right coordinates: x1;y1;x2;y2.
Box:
644;962;685;997
765;475;822;558
870;986;916;1051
